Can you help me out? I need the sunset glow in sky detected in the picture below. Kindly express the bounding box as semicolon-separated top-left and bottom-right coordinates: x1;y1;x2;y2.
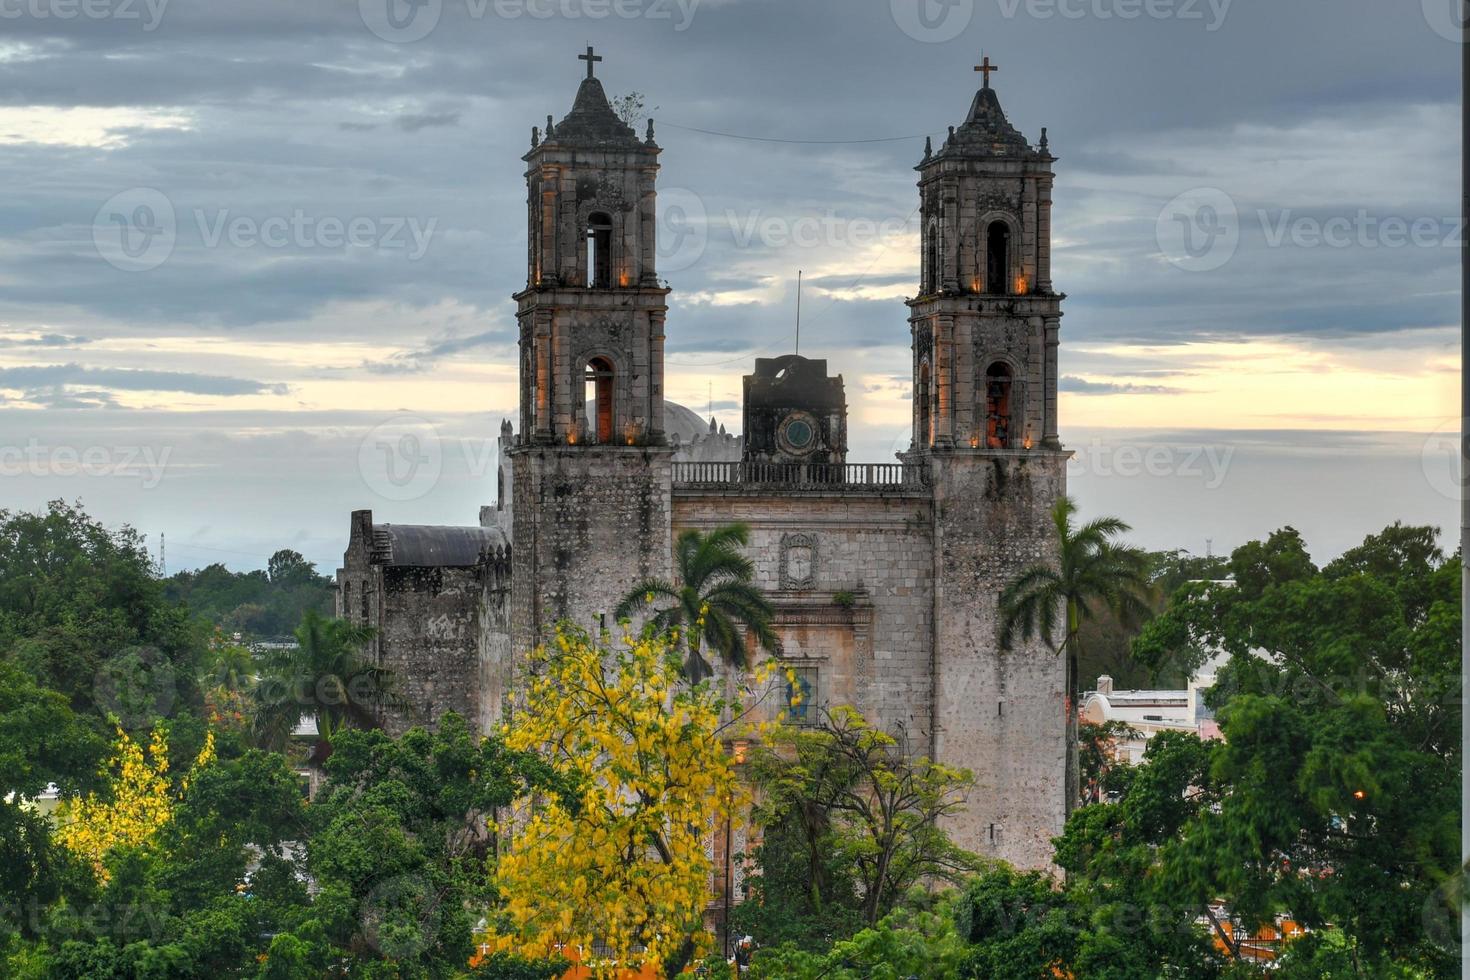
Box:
0;0;1460;571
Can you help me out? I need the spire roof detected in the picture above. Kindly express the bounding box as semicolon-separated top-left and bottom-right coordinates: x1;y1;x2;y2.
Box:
548;75;644;149
942;84;1034;157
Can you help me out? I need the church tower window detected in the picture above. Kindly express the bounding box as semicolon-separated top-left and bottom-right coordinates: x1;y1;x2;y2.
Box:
917;360;933;448
985;362;1013;448
924;219;939;294
584;356;615;444
587;212;613;288
985;221;1010;295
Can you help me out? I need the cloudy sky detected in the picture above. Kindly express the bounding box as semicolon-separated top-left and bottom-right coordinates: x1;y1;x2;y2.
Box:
0;0;1461;573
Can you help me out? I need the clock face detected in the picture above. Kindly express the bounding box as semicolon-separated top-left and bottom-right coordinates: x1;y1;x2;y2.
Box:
778;412;818;455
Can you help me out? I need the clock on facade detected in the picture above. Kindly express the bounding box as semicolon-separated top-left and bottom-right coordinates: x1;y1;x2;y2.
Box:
777;411;819;456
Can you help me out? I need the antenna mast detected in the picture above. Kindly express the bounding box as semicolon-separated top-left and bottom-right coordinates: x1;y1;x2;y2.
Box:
795;270;803;355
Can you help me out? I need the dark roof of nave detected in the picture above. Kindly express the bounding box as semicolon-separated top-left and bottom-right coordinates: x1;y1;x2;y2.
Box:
370;523;508;568
931;85;1039;161
548;77;644;149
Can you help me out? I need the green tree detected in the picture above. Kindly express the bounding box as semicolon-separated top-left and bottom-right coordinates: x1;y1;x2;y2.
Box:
614;523;776;682
0;659;105;938
743;707;978;930
999;496;1152;810
1123;522;1460;975
307;713;563;978
251;609;394;753
0;500;203;733
748;894;969;980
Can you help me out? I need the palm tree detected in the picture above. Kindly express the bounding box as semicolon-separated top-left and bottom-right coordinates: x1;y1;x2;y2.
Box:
615;523;777;683
251;609;398;757
999;496;1152;812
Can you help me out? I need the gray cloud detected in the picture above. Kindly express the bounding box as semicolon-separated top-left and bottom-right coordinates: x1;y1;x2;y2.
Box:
1060;376;1184;396
365;328;513;373
396;112;461;132
0;333;90;347
0;364;288;396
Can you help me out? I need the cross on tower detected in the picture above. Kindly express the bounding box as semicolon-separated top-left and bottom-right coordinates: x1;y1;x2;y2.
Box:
974;55;999;88
579;45;603;79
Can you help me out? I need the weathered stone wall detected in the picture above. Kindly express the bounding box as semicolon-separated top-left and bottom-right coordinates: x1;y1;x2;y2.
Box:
477;565;513;734
337;511;510;737
928;451;1067;871
372;565;487;734
509;445;673;666
671;490;935;748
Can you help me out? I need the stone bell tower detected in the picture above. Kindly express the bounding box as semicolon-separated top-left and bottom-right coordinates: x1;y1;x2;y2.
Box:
508;48;674;657
911;60;1071;867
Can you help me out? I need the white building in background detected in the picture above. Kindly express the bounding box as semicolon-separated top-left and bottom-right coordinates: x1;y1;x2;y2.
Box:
1080;671;1223;766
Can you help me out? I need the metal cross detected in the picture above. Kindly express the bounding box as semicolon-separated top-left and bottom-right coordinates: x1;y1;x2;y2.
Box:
579;45;603;79
974;55;999;88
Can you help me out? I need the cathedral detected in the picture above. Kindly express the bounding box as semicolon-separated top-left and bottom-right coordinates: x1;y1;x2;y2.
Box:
336;52;1068;871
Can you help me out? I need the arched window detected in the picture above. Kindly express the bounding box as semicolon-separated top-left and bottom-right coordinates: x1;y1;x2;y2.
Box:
984;362;1013;449
342;581;352;620
584;357;615;444
985;221;1011;295
917;360;933;449
924;220;939;294
587;212;613;288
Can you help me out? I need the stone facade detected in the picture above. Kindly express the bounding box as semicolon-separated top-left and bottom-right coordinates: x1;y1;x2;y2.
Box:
336;511;511;735
335;57;1067;872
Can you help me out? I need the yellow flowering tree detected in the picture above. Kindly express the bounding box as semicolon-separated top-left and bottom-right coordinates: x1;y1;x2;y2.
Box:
55;725;216;881
486;625;742;978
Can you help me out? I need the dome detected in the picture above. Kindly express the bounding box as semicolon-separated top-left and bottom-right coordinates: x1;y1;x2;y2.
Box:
664;401;715;444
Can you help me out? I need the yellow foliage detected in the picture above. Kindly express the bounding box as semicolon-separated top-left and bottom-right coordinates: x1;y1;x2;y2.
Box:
55;727;216;882
485;626;742;977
